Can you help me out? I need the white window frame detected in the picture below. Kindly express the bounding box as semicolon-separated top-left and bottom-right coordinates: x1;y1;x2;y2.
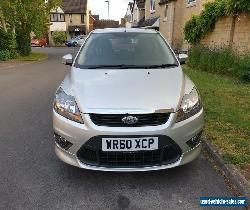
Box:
163;4;169;21
150;0;156;13
187;0;196;7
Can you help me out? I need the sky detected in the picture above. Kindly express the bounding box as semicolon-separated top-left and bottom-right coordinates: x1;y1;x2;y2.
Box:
89;0;131;21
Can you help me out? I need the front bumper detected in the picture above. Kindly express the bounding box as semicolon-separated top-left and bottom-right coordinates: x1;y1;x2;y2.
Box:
53;109;204;171
55;142;202;172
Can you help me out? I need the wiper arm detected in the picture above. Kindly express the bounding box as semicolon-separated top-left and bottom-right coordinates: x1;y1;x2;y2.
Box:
86;65;137;69
143;64;179;69
85;64;178;69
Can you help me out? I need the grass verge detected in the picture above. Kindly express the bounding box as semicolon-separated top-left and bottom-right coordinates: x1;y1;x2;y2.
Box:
184;66;250;179
16;52;48;61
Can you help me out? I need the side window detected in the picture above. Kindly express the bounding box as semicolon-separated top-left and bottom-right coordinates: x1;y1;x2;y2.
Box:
164;5;168;19
81;14;85;23
50;13;65;22
150;0;156;12
58;14;65;22
187;0;196;6
50;14;57;22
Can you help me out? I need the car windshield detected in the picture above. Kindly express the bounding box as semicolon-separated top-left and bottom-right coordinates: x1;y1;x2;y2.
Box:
75;32;178;69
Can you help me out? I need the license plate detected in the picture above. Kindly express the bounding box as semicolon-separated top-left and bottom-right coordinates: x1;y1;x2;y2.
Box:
102;137;158;152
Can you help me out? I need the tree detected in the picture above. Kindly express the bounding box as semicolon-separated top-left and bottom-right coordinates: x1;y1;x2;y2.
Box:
15;0;61;55
0;0;16;32
1;0;61;55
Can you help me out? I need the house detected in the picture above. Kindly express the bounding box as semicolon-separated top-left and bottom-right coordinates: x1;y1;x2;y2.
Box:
140;0;212;48
94;20;119;29
123;0;250;51
89;11;99;33
124;2;134;28
48;0;89;45
120;18;126;27
131;0;145;28
89;11;118;31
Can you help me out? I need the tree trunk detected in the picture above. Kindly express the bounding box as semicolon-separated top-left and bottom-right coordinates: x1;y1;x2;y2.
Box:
1;18;7;32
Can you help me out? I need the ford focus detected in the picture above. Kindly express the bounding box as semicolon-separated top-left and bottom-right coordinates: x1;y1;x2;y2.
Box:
53;28;204;171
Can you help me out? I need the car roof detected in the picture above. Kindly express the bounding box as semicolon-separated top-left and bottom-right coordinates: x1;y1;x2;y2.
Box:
92;28;158;34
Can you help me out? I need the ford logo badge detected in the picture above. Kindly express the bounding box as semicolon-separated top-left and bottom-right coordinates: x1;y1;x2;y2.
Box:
122;116;138;125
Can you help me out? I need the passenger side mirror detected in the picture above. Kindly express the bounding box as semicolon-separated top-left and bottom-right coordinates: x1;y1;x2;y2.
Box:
62;54;73;66
177;53;188;65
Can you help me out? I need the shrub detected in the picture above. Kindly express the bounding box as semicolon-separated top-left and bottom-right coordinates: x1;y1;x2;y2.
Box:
0;28;19;60
52;31;66;46
184;0;250;45
0;50;11;61
184;0;226;44
188;45;250;82
0;29;17;51
9;49;19;59
16;29;31;56
235;54;250;82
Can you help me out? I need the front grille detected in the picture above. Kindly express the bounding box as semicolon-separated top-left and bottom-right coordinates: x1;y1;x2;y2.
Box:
89;113;171;127
77;136;182;168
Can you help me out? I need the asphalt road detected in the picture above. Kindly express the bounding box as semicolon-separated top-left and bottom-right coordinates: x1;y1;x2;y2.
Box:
0;47;242;210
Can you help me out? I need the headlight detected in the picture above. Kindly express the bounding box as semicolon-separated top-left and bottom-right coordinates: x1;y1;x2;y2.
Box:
53;88;84;124
176;87;202;123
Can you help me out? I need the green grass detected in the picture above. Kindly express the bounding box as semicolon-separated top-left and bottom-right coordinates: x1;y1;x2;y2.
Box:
184;66;250;168
16;52;48;61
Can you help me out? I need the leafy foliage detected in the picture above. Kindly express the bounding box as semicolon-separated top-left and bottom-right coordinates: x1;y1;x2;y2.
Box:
52;31;66;46
0;0;61;55
0;50;10;61
188;45;250;82
0;29;16;50
184;0;250;44
0;28;18;60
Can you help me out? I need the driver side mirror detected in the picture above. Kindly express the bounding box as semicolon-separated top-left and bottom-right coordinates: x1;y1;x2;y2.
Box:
177;53;188;65
62;54;73;66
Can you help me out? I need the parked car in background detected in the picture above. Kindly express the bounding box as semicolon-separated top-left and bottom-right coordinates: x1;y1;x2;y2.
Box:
65;35;87;47
77;35;87;46
31;37;47;47
174;49;189;64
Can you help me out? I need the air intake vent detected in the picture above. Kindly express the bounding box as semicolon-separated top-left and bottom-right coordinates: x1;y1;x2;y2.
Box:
89;113;171;127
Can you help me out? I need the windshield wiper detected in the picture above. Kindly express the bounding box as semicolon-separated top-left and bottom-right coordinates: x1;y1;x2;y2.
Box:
86;65;137;69
142;64;179;69
85;64;178;69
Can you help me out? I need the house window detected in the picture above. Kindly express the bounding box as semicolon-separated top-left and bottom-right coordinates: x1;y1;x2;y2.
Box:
58;14;65;21
50;13;65;22
164;5;168;18
150;0;156;12
81;14;85;24
187;0;196;6
127;15;132;22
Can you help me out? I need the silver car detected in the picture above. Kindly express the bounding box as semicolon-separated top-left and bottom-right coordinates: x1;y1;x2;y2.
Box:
53;28;204;172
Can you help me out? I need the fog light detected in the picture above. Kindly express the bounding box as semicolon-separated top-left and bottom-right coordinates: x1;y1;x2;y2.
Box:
54;133;73;150
186;132;202;149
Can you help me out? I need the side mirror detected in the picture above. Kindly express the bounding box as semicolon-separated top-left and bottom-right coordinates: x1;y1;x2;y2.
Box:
177;53;188;65
62;54;73;66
